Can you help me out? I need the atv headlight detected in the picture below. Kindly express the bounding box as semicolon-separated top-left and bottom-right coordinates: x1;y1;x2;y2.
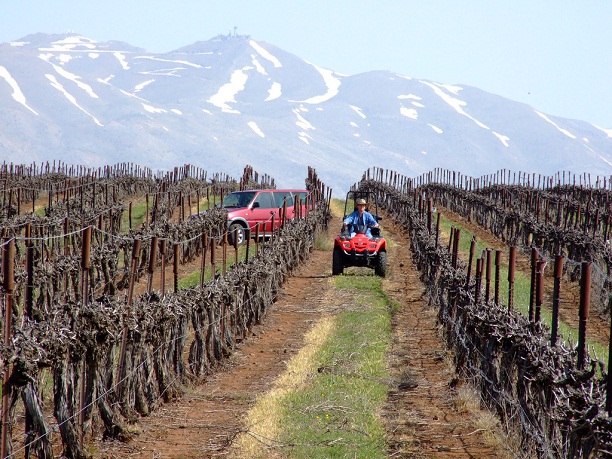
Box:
342;241;351;249
369;243;377;249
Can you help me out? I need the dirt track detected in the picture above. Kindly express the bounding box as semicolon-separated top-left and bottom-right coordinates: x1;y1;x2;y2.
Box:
93;213;508;458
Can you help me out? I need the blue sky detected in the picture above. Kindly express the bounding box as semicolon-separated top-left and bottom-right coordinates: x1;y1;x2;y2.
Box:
3;0;611;128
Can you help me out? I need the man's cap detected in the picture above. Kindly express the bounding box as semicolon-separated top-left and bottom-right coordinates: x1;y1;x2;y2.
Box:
356;198;367;205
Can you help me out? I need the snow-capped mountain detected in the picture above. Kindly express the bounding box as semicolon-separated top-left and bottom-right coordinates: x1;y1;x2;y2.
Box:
1;32;611;193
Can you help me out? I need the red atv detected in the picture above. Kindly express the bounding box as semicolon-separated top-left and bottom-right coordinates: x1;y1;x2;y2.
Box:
332;191;387;277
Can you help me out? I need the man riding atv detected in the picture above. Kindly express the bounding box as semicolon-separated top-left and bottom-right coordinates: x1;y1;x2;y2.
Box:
333;192;387;277
342;198;379;237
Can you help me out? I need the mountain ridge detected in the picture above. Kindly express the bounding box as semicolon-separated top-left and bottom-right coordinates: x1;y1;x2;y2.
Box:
1;32;611;193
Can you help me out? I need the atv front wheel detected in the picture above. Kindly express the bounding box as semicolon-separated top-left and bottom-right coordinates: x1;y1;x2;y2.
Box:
375;251;387;277
332;247;344;275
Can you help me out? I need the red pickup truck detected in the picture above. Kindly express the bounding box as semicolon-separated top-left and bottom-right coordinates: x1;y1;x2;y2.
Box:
221;189;311;245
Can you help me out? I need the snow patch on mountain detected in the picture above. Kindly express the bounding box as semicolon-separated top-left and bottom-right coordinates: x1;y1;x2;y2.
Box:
207;68;249;113
291;63;341;104
400;106;418;119
114;52;129;70
493;131;510;147
421;80;489;130
534;111;576;139
134;79;155;92
595;125;612;138
265;82;282;101
49;62;98;98
249;40;282;68
293;109;315;131
136;55;202;68
45;74;102;125
350;105;366;119
248;121;265;138
0;66;38;115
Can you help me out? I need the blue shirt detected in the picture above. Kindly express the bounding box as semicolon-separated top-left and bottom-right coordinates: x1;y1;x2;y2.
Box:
344;210;377;236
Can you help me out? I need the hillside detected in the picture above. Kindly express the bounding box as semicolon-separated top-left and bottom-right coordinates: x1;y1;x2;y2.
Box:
1;32;612;193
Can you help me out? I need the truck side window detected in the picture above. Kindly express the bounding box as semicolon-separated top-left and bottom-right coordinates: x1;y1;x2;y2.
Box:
254;191;275;209
293;192;308;205
274;192;293;207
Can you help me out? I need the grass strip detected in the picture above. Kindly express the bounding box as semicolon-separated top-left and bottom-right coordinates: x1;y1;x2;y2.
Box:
275;274;391;459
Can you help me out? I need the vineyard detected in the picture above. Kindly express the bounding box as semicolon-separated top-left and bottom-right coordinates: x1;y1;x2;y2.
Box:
2;161;612;458
360;167;612;457
0;162;330;458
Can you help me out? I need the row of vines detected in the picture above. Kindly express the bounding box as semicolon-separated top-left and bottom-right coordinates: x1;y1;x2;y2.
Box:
0;161;331;459
360;167;612;458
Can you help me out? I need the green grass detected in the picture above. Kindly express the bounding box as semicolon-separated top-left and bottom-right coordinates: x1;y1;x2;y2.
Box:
436;212;608;362
177;244;251;289
277;274;391;459
120;199;148;231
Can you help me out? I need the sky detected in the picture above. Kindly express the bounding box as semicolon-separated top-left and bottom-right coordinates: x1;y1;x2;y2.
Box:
2;0;612;128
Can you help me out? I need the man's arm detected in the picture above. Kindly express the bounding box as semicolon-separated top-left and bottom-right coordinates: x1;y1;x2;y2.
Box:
343;212;356;226
366;212;379;227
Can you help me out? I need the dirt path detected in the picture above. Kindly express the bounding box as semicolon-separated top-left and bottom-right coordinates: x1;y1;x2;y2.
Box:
94;214;509;458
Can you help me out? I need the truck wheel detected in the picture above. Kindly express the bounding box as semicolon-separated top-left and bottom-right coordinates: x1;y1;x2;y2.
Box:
332;247;344;275
375;251;387;277
228;223;245;247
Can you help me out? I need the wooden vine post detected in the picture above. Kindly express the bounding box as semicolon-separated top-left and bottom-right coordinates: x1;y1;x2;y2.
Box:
24;224;34;319
147;237;158;295
210;237;216;279
233;227;239;266
1;238;15;459
494;250;502;306
535;260;546;322
485;249;492;303
159;239;167;297
451;229;460;270
508;246;516;312
200;233;208;288
466;236;476;289
551;255;564;346
427;198;433;234
608;292;612;414
529;247;539;322
475;255;483;303
173;243;180;293
577;261;591;370
79;226;92;435
254;223;260;256
222;233;227;275
118;239;141;398
435;212;441;248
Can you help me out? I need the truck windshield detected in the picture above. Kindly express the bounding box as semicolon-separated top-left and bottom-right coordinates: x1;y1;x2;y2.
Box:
222;192;256;208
